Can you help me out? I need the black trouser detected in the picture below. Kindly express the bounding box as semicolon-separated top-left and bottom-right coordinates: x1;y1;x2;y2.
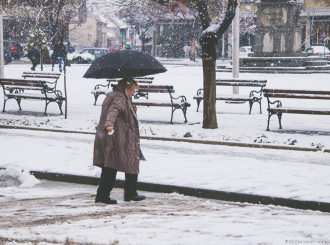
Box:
96;167;138;198
31;60;38;70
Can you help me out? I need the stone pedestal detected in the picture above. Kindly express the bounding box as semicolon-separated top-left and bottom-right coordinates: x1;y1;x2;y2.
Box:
252;0;303;58
239;0;330;71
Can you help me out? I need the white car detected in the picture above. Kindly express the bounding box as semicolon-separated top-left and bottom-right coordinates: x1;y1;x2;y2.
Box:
239;46;252;57
305;46;330;57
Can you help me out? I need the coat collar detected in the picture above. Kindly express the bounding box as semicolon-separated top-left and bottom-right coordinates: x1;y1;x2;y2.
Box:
113;84;138;123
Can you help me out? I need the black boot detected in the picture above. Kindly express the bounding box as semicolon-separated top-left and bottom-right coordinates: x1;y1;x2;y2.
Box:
95;195;117;204
95;167;117;204
124;173;146;202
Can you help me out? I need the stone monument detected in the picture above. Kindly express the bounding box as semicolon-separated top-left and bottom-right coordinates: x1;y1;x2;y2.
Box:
240;0;328;70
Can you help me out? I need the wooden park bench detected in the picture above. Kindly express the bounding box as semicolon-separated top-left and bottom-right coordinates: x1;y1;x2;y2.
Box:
0;72;64;115
109;84;190;123
193;79;267;114
133;85;191;124
263;89;330;131
91;76;154;105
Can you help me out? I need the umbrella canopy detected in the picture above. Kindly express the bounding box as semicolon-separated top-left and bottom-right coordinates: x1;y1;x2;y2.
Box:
83;50;167;79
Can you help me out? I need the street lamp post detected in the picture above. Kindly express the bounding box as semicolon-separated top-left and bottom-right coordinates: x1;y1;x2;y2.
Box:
324;36;329;60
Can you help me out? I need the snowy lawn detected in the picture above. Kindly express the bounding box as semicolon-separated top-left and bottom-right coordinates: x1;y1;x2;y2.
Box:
0;62;329;149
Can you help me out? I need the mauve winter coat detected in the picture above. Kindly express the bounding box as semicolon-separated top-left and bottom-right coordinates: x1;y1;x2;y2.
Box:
93;84;140;174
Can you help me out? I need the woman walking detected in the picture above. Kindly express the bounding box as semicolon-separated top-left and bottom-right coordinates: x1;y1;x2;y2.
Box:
93;77;146;204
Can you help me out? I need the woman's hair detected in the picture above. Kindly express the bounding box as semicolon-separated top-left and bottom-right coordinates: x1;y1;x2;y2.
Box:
118;77;139;90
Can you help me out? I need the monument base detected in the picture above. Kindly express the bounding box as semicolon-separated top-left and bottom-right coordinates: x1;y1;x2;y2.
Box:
241;55;324;68
216;56;330;74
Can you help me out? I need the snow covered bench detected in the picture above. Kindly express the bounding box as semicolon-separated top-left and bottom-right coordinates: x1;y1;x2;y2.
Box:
91;77;154;105
263;89;330;131
193;79;267;114
22;71;61;82
133;85;191;124
123;84;189;124
0;76;65;115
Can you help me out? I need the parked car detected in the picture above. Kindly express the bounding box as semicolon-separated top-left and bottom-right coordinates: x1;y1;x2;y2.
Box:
110;44;122;51
4;48;12;64
305;46;330;58
239;46;252;57
4;40;24;60
79;48;109;59
64;42;76;53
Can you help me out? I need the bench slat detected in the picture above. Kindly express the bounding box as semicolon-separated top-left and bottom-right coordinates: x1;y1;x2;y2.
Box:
6;93;64;100
269;107;330;115
194;95;260;101
110;84;173;90
0;80;46;88
265;94;330;100
134;101;191;108
217;79;267;83
22;75;60;79
138;85;174;89
216;82;266;87
137;88;175;93
23;71;61;76
264;89;330;95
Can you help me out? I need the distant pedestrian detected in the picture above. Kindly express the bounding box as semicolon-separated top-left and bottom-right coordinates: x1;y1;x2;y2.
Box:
189;37;198;61
93;77;146;204
27;43;40;71
183;45;191;59
51;40;65;72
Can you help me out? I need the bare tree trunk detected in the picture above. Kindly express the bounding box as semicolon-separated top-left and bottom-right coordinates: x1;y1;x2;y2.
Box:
40;49;43;71
202;57;217;129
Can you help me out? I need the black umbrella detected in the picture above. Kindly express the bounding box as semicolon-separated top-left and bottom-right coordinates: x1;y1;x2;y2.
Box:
83;50;167;79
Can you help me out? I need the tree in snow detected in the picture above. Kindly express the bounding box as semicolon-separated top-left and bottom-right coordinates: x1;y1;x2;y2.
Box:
115;0;238;129
25;28;50;62
2;0;88;119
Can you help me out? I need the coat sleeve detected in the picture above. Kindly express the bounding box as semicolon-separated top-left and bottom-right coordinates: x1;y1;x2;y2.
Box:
105;96;126;129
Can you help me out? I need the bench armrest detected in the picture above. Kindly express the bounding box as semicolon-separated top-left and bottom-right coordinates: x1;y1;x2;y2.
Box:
94;81;111;90
172;94;188;104
196;88;203;96
249;87;263;97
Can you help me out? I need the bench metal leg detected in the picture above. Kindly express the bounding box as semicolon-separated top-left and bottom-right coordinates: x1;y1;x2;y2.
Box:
277;113;283;129
2;97;22;113
44;100;49;115
249;101;253;115
170;106;189;124
16;98;22;111
182;106;188;123
57;100;64;115
196;99;202;112
94;94;99;106
249;99;262;115
2;98;7;112
266;111;272;131
170;107;175;124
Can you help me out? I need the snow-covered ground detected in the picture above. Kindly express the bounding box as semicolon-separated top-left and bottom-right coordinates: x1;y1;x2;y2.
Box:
1;62;330;244
0;128;329;203
0;62;329;149
1;178;330;245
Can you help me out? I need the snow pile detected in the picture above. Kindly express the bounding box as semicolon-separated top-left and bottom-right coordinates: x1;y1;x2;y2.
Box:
0;167;40;188
67;52;95;60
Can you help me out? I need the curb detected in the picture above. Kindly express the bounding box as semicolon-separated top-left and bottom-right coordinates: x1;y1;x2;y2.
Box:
0;125;328;153
10;169;330;213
